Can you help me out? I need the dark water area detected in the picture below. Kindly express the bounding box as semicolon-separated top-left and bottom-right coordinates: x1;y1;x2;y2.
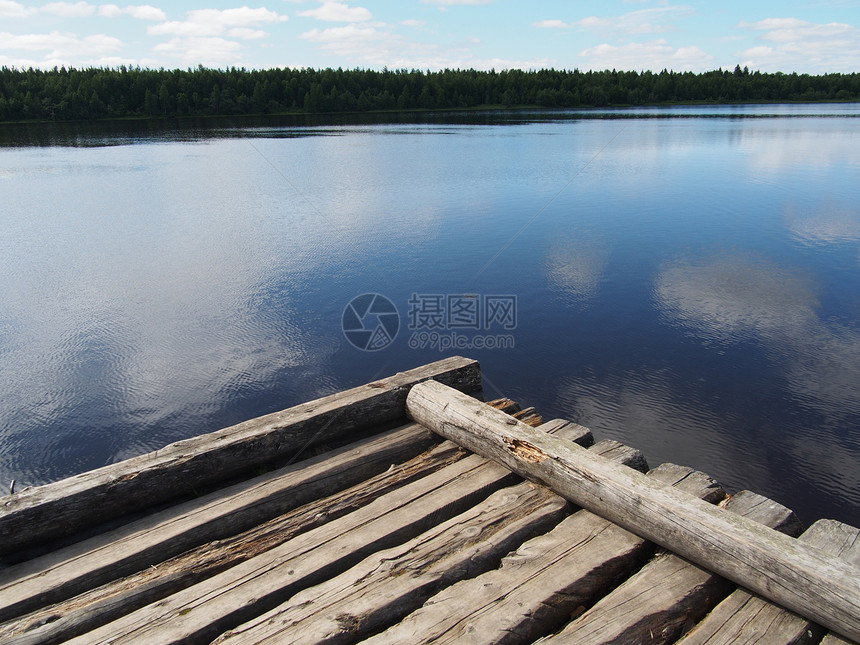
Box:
1;104;859;527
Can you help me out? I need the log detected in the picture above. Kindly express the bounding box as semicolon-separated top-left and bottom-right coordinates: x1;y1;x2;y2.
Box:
677;518;860;645
543;490;802;645
363;462;724;645
406;380;860;643
0;356;481;555
0;425;465;644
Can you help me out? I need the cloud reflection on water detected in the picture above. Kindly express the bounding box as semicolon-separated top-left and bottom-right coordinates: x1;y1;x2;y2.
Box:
654;254;819;344
785;200;860;249
556;368;765;497
0;142;339;484
544;240;609;307
650;251;860;519
654;253;860;416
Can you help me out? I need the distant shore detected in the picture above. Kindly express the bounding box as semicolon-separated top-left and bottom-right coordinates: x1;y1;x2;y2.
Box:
2;65;858;124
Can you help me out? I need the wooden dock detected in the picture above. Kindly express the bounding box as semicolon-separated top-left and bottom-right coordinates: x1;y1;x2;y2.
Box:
1;356;858;644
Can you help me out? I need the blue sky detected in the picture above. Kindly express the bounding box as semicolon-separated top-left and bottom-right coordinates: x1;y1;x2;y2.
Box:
1;0;859;73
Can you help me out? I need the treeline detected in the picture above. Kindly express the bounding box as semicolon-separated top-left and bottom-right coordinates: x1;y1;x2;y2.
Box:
1;65;859;122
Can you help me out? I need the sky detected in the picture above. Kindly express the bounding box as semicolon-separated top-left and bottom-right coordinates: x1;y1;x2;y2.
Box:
1;0;859;73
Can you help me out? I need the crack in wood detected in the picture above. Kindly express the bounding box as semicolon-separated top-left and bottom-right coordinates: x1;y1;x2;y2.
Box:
505;439;547;464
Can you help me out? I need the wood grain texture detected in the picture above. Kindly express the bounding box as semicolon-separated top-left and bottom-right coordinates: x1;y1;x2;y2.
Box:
543;490;802;645
213;435;631;645
406;379;860;643
0;356;481;555
215;481;568;645
51;415;587;645
821;634;858;645
0;423;441;625
60;409;586;644
362;462;724;645
677;518;860;645
0;431;468;645
61;455;511;644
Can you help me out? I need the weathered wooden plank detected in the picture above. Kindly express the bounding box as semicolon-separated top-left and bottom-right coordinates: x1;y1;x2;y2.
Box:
362;462;724;645
61;456;511;644
642;462;726;506
0;431;469;645
406;380;860;643
677;518;860;645
485;398;521;415
537;419;593;444
0;422;440;624
216;481;568;645
822;634;859;645
512;407;543;426
212;434;626;645
712;491;805;537
673;592;821;645
0;356;481;556
61;411;579;644
543;490;802;645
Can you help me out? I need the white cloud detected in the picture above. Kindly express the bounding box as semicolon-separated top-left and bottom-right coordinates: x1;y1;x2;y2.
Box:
401;19;423;28
41;1;95;18
125;5;167;21
300;24;547;70
149;7;288;38
90;55;138;66
0;30;123;65
96;4;165;20
297;2;372;22
0;54;41;67
228;27;268;40
300;23;379;41
534;19;569;29
150;20;215;37
741;17;855;41
153;36;242;66
577;16;606;29
579;39;714;72
0;0;36;18
98;3;122;17
736;17;860;72
300;24;389;54
421;0;494;4
574;6;695;36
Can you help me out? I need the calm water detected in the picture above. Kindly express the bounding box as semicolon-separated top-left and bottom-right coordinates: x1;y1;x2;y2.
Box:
1;105;859;527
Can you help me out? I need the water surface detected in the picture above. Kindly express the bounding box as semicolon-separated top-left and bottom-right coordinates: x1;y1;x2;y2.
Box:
1;105;859;526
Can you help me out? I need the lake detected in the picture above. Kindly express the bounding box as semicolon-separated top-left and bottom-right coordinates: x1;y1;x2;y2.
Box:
1;104;859;527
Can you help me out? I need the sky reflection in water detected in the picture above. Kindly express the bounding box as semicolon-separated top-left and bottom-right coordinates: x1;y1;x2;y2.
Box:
1;106;859;526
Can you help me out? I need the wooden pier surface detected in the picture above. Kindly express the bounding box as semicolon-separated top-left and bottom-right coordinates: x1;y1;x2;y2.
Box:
0;356;857;644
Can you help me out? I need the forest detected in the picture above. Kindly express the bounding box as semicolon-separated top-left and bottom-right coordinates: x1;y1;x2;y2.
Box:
1;65;858;122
